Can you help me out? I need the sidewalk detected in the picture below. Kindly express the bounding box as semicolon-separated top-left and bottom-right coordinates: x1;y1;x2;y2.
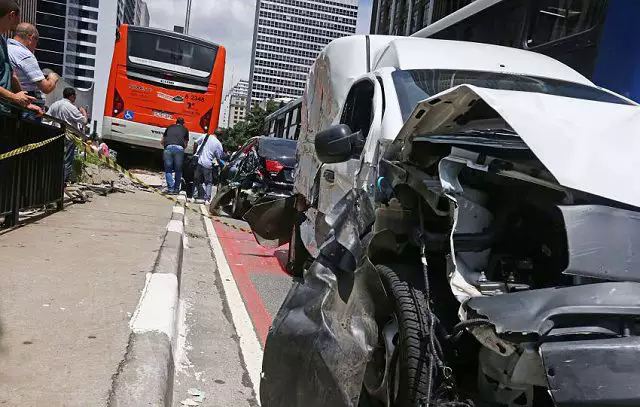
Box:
0;192;172;406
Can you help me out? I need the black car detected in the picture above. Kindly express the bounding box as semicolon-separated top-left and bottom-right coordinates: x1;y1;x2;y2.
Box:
210;137;297;219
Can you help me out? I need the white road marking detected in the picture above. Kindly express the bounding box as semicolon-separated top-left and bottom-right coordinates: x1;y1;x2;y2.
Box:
129;272;179;340
167;219;184;234
201;206;263;404
173;206;186;215
174;298;194;374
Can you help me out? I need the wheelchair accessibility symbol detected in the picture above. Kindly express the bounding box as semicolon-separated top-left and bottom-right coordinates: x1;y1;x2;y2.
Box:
124;110;135;121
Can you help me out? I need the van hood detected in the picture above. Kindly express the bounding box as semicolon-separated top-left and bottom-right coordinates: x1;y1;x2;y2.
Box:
393;85;640;208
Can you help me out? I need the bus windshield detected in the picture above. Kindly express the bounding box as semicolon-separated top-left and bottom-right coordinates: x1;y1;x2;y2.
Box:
393;69;633;121
127;30;217;79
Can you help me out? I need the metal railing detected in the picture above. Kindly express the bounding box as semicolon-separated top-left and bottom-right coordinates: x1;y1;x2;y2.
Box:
0;100;82;227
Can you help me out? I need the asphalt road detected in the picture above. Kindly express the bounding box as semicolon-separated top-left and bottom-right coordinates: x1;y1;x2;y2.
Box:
172;210;293;406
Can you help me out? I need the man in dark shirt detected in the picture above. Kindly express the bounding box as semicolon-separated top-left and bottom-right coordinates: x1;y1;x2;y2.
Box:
161;117;190;194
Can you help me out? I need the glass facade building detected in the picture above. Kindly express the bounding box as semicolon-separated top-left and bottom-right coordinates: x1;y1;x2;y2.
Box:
369;0;474;36
248;0;358;104
33;0;148;90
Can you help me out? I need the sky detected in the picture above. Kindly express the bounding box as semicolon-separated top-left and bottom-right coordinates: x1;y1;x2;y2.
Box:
147;0;373;96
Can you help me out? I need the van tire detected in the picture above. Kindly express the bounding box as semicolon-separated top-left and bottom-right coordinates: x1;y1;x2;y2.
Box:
375;264;432;406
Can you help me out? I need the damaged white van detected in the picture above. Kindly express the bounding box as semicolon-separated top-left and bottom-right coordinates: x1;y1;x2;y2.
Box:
246;35;640;407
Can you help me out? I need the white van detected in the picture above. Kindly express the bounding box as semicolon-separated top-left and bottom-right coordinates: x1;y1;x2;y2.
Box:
249;36;640;407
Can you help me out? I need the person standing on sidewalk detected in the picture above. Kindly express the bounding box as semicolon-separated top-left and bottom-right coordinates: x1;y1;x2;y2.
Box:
193;128;223;203
161;117;190;195
0;0;38;110
8;23;60;110
48;87;88;183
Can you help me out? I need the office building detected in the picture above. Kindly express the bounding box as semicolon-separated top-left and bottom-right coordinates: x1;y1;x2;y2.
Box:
34;0;149;90
118;0;148;27
222;80;250;128
370;0;475;35
248;0;358;105
137;1;150;27
16;0;37;25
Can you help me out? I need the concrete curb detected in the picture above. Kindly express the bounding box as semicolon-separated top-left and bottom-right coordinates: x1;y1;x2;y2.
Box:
108;196;186;407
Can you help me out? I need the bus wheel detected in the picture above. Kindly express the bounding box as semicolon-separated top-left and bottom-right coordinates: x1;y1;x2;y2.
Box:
362;264;432;406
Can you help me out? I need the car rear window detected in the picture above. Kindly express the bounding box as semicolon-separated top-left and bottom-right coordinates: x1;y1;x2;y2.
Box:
258;138;297;160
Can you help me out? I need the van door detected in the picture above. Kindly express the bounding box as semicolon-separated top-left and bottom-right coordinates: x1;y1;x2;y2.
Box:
317;76;384;217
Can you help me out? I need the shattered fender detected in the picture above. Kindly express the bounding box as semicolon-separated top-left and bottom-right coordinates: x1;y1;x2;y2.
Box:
243;197;297;248
260;190;385;407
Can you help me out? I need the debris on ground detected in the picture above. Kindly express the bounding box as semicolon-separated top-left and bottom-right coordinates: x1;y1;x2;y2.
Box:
179;388;206;405
81;163;151;193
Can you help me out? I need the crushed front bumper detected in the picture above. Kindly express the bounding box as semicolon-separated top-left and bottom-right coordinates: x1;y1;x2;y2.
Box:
466;282;640;406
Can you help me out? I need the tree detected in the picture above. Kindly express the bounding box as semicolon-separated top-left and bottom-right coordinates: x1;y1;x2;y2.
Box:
219;100;282;152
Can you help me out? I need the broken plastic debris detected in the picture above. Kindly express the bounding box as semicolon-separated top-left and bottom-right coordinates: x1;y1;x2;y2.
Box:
187;388;206;402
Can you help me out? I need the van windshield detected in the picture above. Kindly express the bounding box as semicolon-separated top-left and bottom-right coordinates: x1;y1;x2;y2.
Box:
393;69;633;121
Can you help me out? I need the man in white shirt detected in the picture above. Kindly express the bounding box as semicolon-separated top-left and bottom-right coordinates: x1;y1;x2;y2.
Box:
194;128;224;202
7;23;59;107
49;88;88;183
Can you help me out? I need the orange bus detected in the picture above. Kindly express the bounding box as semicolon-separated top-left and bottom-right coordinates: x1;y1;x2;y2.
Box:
102;25;225;151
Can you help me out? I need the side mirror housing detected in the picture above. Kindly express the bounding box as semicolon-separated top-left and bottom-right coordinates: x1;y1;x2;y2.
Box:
315;124;363;164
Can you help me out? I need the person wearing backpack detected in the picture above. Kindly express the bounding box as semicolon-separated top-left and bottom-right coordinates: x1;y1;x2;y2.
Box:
193;128;223;203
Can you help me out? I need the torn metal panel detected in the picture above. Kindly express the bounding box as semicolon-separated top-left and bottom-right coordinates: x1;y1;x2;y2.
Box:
465;282;640;336
243;197;297;248
395;84;640;208
541;337;640;406
560;205;640;282
261;189;382;407
260;260;380;407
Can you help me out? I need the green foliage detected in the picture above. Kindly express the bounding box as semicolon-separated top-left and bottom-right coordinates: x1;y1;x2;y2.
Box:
219;100;282;152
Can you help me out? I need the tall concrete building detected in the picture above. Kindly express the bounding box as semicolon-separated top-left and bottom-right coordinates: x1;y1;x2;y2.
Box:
16;0;37;25
117;0;149;27
248;0;358;105
137;1;150;27
370;0;475;35
221;80;250;128
33;0;149;90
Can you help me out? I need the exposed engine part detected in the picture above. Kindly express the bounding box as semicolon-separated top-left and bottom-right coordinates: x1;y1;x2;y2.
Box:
477;345;547;407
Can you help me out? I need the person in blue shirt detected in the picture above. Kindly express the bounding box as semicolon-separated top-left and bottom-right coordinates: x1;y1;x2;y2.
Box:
193;128;224;203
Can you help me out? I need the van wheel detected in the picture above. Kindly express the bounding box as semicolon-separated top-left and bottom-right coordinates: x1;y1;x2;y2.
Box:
362;264;432;406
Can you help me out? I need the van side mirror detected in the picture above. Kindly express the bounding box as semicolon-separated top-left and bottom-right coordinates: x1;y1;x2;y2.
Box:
315;124;364;164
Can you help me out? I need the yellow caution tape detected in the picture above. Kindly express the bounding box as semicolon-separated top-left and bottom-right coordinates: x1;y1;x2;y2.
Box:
66;132;253;234
0;134;64;161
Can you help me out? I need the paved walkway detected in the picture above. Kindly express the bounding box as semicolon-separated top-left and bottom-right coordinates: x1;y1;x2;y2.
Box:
0;192;171;406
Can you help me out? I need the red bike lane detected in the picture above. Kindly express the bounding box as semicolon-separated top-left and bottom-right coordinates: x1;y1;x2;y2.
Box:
212;220;292;346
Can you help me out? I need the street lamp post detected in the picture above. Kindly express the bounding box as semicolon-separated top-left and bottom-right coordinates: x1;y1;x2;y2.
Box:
185;0;193;34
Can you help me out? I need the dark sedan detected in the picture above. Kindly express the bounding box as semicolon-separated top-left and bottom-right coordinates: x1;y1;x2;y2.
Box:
210;137;297;219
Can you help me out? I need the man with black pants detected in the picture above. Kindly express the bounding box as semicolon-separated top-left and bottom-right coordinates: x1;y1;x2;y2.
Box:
161;117;189;195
